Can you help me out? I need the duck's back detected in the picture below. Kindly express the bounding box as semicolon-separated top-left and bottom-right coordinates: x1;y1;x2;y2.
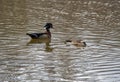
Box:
26;33;47;39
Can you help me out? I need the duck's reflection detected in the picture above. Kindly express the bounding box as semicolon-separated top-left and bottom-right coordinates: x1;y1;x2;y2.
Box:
27;38;53;52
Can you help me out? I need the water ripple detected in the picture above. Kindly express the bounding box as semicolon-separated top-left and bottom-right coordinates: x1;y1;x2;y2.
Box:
0;0;120;82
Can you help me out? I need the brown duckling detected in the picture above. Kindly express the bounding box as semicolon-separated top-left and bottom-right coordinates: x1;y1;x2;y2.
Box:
65;39;86;47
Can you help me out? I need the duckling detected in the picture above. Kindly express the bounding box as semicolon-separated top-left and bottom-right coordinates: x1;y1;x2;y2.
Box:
65;39;86;47
26;23;53;39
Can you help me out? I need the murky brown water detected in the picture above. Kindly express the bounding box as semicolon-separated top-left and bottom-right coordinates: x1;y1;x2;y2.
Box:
0;0;120;82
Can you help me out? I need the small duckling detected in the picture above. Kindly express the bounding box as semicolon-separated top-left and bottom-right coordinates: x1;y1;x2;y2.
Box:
65;39;86;47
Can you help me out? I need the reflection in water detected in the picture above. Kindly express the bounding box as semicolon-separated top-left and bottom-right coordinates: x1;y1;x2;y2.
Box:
0;0;120;82
27;38;53;52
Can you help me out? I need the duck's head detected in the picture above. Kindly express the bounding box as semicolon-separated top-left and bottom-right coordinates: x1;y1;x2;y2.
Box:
44;23;53;29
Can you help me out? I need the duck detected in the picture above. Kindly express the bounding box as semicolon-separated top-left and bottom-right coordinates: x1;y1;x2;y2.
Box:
65;39;87;47
26;23;53;39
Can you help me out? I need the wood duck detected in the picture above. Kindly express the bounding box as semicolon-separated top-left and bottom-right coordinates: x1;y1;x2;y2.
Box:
26;23;53;39
65;39;87;47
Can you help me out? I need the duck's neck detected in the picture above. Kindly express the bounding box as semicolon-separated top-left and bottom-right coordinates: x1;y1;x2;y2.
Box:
46;29;51;38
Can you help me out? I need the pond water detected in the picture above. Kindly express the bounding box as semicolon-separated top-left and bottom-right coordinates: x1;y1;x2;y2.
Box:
0;0;120;82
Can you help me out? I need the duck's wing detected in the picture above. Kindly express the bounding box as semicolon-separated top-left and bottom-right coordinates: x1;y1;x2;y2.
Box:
26;33;46;39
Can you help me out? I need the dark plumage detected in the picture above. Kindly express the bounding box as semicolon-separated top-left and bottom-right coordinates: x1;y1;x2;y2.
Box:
26;33;47;39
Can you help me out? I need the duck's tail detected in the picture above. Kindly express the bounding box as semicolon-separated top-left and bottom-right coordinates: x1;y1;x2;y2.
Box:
26;33;33;38
26;33;33;37
26;33;30;35
26;33;38;39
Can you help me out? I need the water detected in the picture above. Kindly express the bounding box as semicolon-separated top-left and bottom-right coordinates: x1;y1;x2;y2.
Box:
0;0;120;82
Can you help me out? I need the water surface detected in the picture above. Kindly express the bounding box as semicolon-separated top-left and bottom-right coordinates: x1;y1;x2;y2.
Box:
0;0;120;82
